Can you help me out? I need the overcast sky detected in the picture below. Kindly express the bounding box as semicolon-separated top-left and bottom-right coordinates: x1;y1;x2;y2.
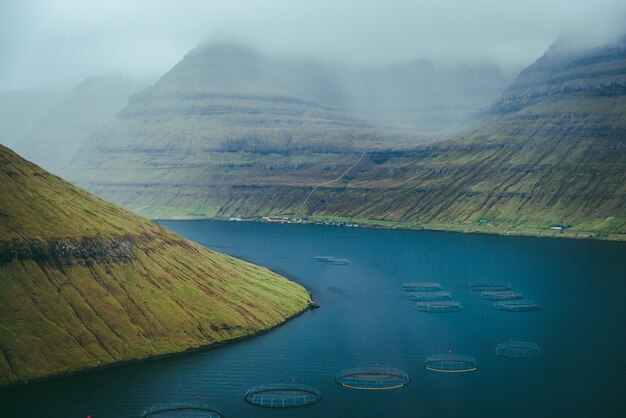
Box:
1;0;625;91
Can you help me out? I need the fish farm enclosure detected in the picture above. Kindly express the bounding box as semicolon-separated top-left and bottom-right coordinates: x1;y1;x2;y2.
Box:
243;384;321;408
469;283;512;292
415;300;462;313
335;367;410;390
4;220;626;418
480;290;523;300
401;282;441;291
140;404;223;417
409;290;452;301
493;300;543;312
424;354;478;373
496;342;541;359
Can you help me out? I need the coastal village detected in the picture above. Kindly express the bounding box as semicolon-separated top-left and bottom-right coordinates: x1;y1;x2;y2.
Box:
229;215;360;228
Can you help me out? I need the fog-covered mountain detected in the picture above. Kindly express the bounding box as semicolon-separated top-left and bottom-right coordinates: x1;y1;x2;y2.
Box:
0;86;68;149
10;74;146;172
339;59;511;134
64;38;625;239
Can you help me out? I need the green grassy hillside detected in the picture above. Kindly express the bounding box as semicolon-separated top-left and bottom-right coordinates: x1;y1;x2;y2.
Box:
0;144;310;386
64;38;626;240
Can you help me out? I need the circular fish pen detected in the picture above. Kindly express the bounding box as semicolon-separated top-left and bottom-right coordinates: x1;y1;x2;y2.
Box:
244;384;321;408
415;301;462;313
424;354;478;373
496;341;540;359
493;300;543;312
469;283;511;292
140;403;223;417
313;256;350;265
336;367;409;390
409;291;452;301
401;282;441;292
480;290;523;300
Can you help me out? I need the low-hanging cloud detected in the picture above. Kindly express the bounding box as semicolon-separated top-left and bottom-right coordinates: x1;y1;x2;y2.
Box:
1;0;625;91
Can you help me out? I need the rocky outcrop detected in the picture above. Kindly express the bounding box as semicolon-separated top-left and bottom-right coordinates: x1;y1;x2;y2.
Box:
0;234;139;265
490;37;626;114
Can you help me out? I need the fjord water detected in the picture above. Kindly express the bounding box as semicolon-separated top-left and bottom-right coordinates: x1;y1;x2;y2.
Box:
2;222;625;418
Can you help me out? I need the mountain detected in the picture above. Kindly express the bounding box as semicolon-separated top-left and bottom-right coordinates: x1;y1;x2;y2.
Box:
72;42;399;155
252;36;624;239
10;75;145;173
65;38;625;239
62;42;506;217
0;86;68;149
0;144;310;386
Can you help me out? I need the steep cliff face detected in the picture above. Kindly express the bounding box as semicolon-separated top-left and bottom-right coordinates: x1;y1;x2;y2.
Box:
70;42;396;161
491;36;626;115
64;38;625;239
0;145;310;386
281;39;626;238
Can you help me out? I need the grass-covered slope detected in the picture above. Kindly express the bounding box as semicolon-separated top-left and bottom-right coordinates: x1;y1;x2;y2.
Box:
0;145;310;386
65;38;625;240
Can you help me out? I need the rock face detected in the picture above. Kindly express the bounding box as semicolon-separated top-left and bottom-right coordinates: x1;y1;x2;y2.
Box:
0;144;310;386
491;36;626;114
64;38;625;239
0;235;136;265
72;42;391;158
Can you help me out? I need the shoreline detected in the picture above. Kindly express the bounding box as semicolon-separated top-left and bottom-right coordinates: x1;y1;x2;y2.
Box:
152;215;626;243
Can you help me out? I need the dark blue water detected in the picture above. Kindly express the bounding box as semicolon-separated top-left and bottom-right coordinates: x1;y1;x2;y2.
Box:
2;221;625;417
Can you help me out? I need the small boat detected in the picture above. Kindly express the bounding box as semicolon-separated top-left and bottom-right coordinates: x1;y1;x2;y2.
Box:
314;256;335;262
313;256;350;265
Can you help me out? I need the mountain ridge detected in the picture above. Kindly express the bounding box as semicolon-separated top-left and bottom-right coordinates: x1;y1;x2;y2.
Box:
64;38;625;240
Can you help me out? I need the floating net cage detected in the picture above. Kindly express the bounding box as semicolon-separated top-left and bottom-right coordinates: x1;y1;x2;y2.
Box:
401;282;441;292
480;290;523;301
469;283;511;292
140;403;223;418
336;367;410;390
424;354;478;373
493;300;543;312
415;301;462;313
244;383;321;408
409;291;452;301
496;341;540;359
313;256;350;265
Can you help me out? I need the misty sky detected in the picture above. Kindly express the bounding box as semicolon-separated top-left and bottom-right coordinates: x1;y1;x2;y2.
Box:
1;0;625;91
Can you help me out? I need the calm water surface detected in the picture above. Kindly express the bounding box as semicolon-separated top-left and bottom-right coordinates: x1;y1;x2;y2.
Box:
2;221;625;417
